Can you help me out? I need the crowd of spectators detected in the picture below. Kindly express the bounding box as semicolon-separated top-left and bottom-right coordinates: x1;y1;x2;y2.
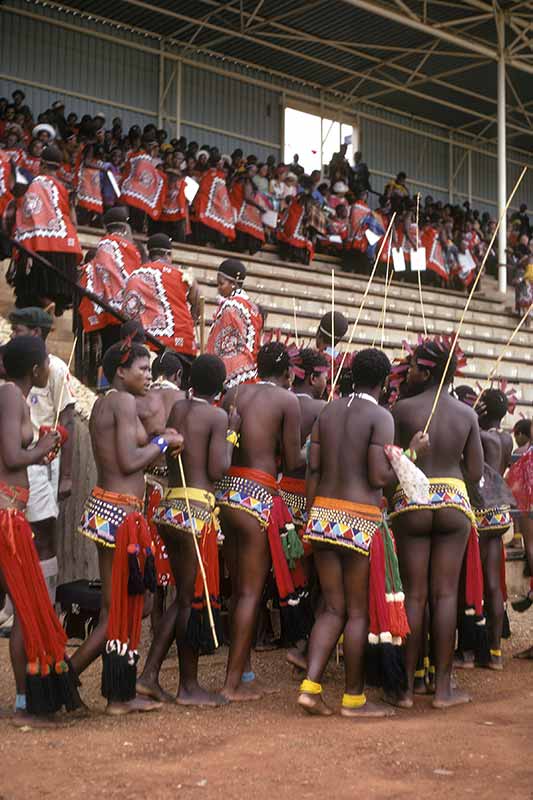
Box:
1;88;532;309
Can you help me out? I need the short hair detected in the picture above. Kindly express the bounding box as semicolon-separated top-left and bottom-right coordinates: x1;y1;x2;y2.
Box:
414;339;457;385
480;388;508;422
190;354;226;396
454;384;477;407
102;341;150;383
513;419;531;439
293;348;329;386
152;350;184;381
2;336;47;379
351;348;391;389
120;319;146;343
257;342;290;378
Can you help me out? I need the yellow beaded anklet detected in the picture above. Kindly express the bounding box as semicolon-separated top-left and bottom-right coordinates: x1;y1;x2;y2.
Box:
490;649;502;658
414;669;425;679
300;678;322;695
342;692;367;709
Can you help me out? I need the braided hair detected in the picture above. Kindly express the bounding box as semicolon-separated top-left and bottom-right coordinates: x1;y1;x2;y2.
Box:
413;337;458;385
257;342;290;378
480;388;508;423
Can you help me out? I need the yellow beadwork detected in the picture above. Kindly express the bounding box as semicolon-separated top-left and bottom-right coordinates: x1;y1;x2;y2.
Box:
490;649;502;658
300;679;322;695
226;430;240;447
342;693;367;709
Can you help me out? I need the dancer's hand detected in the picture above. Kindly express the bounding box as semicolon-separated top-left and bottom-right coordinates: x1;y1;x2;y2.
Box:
409;431;430;456
165;429;184;457
228;405;241;433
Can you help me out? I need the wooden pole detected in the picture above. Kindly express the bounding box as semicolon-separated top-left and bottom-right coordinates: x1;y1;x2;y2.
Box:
473;303;533;407
422;165;528;436
177;454;219;649
331;269;335;392
199;296;206;354
329;212;397;399
415;192;427;335
53;335;77;429
292;297;300;348
381;249;394;350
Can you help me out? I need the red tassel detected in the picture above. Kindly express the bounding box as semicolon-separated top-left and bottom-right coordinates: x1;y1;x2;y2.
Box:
465;525;484;616
500;540;508;603
368;531;391;642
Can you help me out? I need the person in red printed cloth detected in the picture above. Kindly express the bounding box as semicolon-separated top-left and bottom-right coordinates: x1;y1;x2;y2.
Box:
120;132;165;234
346;189;372;259
229;164;266;255
388;336;484;709
71;340;184;715
156;150;190;243
191;147;236;247
118;233;200;358
78;207;143;361
12;144;82;315
0;149;15;260
314;310;349;398
0;336;81;725
206;259;263;389
216;342;309;701
136;351;184;638
278;176;323;265
298;349;422;717
74;126;106;226
421;215;449;285
138;355;239;706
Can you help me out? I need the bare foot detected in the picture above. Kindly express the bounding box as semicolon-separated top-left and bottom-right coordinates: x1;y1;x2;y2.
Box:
341;701;395;718
136;678;174;703
453;654;475;670
432;689;471;709
12;711;60;729
383;692;414;709
245;676;280;695
286;648;307;672
220;684;264;703
297;692;334;716
105;695;163;716
176;686;228;707
514;645;533;660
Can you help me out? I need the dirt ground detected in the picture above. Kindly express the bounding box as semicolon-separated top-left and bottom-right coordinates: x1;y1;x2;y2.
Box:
0;609;532;800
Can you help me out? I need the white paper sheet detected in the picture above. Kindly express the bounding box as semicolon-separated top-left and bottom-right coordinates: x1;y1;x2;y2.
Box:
410;247;427;272
262;210;278;228
365;229;380;246
184;176;199;204
392;247;406;272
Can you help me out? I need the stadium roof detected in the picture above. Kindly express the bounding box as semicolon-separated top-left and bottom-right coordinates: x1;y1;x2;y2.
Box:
17;0;533;151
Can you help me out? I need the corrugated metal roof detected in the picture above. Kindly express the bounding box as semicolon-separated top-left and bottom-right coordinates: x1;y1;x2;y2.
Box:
8;0;533;151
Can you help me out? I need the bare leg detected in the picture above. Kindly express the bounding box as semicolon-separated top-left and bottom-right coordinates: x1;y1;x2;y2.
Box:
167;529;226;707
430;509;471;709
221;508;271;702
137;596;177;703
341;551;393;718
70;544;160;714
389;512;432;708
479;534;504;669
298;545;344;716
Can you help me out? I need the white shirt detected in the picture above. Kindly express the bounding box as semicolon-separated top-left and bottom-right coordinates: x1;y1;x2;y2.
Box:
27;353;76;440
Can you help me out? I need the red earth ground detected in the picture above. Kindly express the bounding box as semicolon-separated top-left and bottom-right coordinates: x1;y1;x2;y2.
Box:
0;609;532;800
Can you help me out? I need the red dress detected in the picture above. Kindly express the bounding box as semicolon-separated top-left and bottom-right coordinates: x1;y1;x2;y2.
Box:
347;200;370;252
119;259;197;356
121;154;165;220
79;233;141;332
76;161;104;215
206;289;262;388
229;178;265;243
278;195;314;260
160;172;190;234
191;167;236;240
15;175;81;258
18;151;41;178
0;151;13;218
421;225;448;281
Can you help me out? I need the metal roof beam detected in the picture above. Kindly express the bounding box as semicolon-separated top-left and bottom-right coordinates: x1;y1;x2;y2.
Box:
341;0;496;58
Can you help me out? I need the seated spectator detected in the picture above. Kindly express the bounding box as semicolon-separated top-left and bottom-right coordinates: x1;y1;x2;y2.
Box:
329;181;349;210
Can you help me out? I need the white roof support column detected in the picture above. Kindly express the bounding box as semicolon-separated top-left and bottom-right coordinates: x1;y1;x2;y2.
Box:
497;11;507;294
